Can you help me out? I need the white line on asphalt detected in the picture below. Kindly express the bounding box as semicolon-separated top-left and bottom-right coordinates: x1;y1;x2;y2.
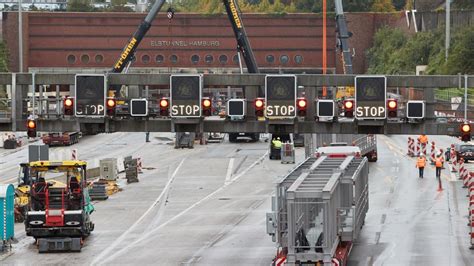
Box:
101;150;269;264
91;158;186;266
224;158;234;185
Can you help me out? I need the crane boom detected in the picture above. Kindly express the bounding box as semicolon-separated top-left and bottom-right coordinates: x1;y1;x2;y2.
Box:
111;0;167;74
222;0;260;74
335;0;353;74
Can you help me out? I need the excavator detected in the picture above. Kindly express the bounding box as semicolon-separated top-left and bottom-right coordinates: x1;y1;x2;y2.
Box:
22;161;94;252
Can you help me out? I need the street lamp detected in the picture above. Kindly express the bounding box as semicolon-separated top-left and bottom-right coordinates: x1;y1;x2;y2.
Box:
18;0;23;72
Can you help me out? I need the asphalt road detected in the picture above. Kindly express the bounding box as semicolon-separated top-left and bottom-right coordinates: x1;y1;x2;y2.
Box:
349;135;474;266
2;133;474;265
0;133;303;265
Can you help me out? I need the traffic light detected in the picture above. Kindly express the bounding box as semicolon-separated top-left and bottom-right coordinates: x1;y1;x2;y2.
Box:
202;97;212;116
461;123;471;142
63;97;74;116
343;99;354;118
27;119;37;138
159;97;169;116
106;98;116;116
387;99;398;118
254;97;264;118
297;97;307;117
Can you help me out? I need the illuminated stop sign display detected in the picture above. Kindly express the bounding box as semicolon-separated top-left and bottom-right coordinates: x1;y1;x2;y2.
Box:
75;74;106;117
170;75;202;118
265;75;296;119
355;76;387;119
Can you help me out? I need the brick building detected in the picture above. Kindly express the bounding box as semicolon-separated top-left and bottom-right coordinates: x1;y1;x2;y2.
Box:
2;11;410;74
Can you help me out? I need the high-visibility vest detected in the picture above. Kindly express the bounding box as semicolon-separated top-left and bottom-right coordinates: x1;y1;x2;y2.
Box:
417;157;426;168
435;157;443;167
419;135;428;144
272;140;282;148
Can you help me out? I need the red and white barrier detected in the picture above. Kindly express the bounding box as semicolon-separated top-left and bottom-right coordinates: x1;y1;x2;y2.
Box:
430;141;436;164
72;149;78;160
421;142;427;157
469;172;474;249
415;139;421;156
137;158;143;173
407;137;415;157
459;159;469;187
450;145;458;172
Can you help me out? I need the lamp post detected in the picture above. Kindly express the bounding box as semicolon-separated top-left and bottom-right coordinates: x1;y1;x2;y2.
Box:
18;0;23;72
445;0;451;61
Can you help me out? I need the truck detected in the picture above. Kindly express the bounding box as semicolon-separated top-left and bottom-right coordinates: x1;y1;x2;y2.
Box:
266;145;369;266
41;132;82;146
24;160;95;252
314;134;378;162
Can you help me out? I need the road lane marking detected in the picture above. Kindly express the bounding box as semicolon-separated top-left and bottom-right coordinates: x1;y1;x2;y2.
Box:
91;158;186;266
101;150;269;264
224;158;234;185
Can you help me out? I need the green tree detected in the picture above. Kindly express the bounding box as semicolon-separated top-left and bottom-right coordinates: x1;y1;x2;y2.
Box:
443;27;474;74
67;0;94;12
367;26;407;74
371;0;396;12
0;42;9;72
453;0;474;9
108;0;133;12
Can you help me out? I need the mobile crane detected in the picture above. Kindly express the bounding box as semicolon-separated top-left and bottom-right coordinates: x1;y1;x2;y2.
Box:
223;0;262;143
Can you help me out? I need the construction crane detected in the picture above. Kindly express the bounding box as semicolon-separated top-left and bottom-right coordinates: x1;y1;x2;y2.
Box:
111;0;166;77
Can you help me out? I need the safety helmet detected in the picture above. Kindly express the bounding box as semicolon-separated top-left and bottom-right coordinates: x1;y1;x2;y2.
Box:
419;153;424;157
277;137;280;140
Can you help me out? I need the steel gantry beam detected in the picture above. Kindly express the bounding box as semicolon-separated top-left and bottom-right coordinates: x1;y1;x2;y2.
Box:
0;73;473;135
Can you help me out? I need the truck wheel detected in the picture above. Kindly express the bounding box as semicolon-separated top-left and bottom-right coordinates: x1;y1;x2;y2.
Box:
229;135;237;143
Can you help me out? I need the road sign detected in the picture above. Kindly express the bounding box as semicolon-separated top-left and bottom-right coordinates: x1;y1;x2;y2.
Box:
130;99;148;117
355;76;387;119
227;99;246;117
317;100;335;118
170;75;202;118
451;97;462;111
407;101;425;119
74;74;106;117
265;75;296;119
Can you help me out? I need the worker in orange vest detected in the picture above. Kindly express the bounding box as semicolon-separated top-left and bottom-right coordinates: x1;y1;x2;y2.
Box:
416;153;426;178
435;152;444;179
418;134;428;144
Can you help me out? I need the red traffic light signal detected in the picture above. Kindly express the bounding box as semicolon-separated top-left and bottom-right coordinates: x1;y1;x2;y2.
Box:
343;99;354;118
297;97;307;117
159;97;169;116
254;98;265;118
387;99;398;118
106;98;116;116
202;97;212;116
63;97;74;116
27;119;37;138
461;123;471;142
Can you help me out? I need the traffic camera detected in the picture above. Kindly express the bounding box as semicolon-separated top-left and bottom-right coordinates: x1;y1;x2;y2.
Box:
106;98;116;116
297;97;307;117
343;99;354;118
202;97;212;116
63;97;74;116
27;119;37;138
461;123;471;142
159;97;169;116
254;98;265;118
387;99;398;118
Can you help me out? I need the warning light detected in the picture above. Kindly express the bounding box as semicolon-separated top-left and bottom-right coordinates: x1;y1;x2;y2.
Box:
202;97;212;116
297;97;307;116
106;98;116;116
254;98;265;117
461;123;471;142
159;97;169;116
27;119;37;138
387;99;398;118
63;97;74;116
343;99;354;118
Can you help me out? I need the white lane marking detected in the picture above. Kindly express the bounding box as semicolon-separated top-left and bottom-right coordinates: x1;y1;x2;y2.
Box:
224;158;234;185
101;150;269;264
91;158;186;266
